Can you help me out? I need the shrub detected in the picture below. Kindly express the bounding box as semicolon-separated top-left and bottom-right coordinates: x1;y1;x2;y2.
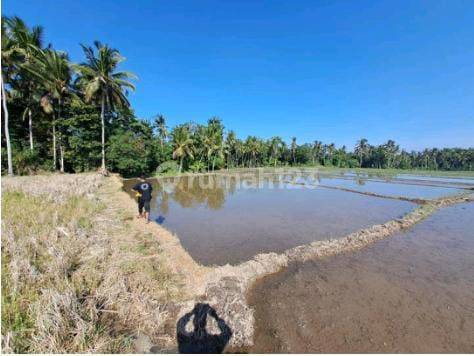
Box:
189;161;206;173
13;149;41;175
155;160;179;175
107;131;150;177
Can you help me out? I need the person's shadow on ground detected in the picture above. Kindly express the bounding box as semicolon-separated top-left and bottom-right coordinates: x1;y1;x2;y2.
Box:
155;215;165;224
176;303;232;353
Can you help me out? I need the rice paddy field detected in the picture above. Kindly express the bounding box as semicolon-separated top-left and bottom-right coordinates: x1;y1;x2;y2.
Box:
3;169;473;352
124;169;474;352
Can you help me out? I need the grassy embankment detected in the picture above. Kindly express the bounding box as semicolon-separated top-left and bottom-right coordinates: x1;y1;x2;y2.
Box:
1;174;183;353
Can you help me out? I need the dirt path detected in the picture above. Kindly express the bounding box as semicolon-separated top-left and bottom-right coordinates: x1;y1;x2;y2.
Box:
101;175;211;298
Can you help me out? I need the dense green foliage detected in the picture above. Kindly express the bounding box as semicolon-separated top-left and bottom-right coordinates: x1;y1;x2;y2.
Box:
2;16;473;177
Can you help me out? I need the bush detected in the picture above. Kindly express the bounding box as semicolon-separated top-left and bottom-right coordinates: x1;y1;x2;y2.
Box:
189;161;206;173
107;131;150;178
155;160;179;175
13;149;41;175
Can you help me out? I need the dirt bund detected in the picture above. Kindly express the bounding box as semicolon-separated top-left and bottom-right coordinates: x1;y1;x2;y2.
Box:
115;175;473;351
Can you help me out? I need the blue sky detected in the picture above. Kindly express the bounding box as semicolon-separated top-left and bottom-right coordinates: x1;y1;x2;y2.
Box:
3;0;474;150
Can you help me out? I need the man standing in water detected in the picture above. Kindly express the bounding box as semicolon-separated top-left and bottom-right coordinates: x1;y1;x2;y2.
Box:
132;176;153;223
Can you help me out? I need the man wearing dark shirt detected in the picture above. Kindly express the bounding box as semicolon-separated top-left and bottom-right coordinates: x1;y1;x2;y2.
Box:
132;176;153;223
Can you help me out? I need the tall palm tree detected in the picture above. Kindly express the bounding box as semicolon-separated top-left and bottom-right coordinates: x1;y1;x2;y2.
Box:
355;138;369;167
290;137;297;165
224;130;237;169
7;16;43;151
269;136;284;167
74;41;136;172
154;114;168;148
326;143;336;166
1;17;17;175
311;140;322;165
206;117;224;171
245;136;260;167
24;48;72;172
172;124;194;173
383;139;399;168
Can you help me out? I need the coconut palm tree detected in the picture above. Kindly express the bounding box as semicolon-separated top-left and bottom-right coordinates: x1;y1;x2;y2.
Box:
224;130;237;169
311;140;322;165
290;137;297;165
383;139;399;168
269;136;284;167
328;143;336;164
1;17;17;175
171;124;194;173
244;136;260;167
6;16;43;151
154;114;168;148
355;138;369;167
206;117;224;171
74;41;136;172
23;48;72;172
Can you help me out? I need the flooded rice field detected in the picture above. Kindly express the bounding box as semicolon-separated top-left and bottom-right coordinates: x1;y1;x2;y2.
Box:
125;173;417;265
248;202;474;353
316;176;465;199
395;174;474;186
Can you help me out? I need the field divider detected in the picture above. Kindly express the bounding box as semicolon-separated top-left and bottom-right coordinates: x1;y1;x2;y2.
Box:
283;180;429;203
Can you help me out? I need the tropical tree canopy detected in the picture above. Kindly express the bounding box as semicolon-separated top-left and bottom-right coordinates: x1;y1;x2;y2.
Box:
1;16;473;176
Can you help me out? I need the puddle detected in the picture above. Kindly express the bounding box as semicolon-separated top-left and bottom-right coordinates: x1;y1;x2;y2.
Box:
248;202;474;353
124;174;416;266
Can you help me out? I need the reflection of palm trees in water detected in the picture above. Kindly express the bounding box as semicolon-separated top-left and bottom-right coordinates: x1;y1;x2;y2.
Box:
176;303;232;353
159;175;236;210
160;190;169;214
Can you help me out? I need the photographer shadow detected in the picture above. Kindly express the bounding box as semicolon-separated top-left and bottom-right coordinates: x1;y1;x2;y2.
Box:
176;303;232;353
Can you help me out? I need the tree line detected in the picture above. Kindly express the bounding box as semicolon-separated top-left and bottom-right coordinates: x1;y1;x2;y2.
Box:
2;16;473;177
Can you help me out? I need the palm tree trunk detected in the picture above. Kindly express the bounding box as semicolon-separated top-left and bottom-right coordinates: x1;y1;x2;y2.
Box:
179;157;183;173
59;144;64;173
101;94;106;171
1;75;13;176
58;99;64;173
29;108;34;150
52;120;57;170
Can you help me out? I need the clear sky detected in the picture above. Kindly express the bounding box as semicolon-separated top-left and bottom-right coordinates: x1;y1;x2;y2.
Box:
3;0;474;150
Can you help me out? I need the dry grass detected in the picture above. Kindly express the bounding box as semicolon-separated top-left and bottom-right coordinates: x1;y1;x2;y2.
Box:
1;174;181;353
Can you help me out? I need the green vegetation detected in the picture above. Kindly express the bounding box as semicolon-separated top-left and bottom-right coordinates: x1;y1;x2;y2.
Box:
1;16;473;178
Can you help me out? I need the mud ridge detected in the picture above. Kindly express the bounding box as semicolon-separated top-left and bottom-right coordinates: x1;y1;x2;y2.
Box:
284;180;430;203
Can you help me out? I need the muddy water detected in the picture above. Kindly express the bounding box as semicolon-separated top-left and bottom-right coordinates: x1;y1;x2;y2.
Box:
248;202;474;353
124;174;416;265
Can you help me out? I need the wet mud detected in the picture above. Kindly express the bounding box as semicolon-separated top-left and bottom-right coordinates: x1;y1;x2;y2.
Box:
248;202;474;353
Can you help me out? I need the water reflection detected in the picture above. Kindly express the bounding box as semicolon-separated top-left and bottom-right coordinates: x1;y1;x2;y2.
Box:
155;173;322;211
123;172;417;265
158;175;233;210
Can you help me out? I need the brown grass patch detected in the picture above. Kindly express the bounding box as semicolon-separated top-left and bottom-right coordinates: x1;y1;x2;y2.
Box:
1;174;182;353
